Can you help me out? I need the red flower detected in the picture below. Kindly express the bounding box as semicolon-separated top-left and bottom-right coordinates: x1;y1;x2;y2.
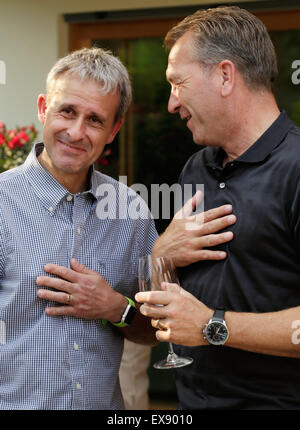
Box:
8;129;17;137
7;135;22;150
0;133;5;145
104;148;112;157
29;124;37;133
98;158;109;166
18;130;30;143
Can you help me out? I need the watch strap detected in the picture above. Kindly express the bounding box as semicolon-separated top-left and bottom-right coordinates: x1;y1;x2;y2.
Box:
213;307;226;322
101;296;136;328
112;296;136;327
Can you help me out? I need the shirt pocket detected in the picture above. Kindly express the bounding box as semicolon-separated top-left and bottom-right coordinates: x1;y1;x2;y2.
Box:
95;258;139;297
0;279;19;308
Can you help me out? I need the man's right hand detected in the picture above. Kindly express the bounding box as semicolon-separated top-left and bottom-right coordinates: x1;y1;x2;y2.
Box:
152;190;236;267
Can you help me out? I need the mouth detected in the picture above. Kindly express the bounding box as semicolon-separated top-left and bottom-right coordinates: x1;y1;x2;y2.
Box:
182;114;192;127
57;138;86;153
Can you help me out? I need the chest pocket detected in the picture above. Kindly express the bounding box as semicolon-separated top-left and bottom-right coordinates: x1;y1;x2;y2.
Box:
95;258;139;297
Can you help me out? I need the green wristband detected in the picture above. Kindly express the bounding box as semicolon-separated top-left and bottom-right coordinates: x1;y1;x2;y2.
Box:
113;296;136;327
101;296;136;328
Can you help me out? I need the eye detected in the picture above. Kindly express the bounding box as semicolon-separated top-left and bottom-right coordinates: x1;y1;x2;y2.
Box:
89;115;104;128
60;107;74;117
90;116;100;123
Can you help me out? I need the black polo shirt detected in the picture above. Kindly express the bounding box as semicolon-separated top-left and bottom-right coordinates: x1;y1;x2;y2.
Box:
174;111;300;409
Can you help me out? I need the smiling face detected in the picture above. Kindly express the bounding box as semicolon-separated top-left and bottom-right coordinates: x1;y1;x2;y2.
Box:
166;32;224;147
37;74;123;192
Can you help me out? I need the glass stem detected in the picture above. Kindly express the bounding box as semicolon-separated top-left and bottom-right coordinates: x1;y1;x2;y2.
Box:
168;342;176;356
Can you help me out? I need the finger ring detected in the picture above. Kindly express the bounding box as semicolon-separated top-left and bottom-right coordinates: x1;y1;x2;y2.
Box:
155;319;161;329
65;293;71;305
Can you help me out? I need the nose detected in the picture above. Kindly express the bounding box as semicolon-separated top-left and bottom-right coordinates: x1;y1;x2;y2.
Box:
168;90;181;114
67;117;85;142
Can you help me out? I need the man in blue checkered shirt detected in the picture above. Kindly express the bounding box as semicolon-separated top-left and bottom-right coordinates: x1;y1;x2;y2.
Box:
0;47;159;410
0;47;235;410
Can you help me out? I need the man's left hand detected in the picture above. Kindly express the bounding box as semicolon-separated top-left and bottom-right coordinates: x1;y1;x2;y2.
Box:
135;282;213;346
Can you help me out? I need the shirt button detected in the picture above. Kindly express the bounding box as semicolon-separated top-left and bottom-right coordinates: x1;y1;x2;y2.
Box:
76;383;81;390
49;206;54;212
66;194;73;201
74;342;79;351
219;182;226;189
77;227;81;235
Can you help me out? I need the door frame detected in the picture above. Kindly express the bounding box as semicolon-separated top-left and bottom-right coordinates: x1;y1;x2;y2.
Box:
68;8;300;182
69;9;300;51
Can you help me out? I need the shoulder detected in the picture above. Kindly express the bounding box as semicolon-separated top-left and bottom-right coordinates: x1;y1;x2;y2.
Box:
0;164;24;184
287;124;300;143
0;166;26;201
93;171;142;199
277;125;300;168
179;146;214;181
93;171;153;220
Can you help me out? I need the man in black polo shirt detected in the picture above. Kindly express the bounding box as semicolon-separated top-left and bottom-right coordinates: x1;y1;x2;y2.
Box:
136;6;300;409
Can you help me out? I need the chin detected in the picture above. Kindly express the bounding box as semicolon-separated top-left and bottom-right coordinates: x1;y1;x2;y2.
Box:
193;133;219;148
192;134;205;146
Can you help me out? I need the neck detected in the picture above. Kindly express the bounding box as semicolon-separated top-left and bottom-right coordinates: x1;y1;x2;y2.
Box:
222;89;280;163
37;150;90;194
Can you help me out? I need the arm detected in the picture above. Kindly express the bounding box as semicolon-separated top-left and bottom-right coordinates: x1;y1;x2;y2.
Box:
152;191;237;267
36;193;235;344
36;259;157;345
135;283;300;358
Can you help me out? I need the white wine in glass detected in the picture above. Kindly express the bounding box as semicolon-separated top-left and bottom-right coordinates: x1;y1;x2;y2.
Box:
138;255;193;369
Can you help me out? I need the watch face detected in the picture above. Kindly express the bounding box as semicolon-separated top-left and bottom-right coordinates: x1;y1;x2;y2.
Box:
205;321;228;345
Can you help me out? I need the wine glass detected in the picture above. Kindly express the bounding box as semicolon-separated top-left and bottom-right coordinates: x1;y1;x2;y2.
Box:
138;255;193;369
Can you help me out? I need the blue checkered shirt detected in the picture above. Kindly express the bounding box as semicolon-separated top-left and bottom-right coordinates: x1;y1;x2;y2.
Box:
0;143;157;410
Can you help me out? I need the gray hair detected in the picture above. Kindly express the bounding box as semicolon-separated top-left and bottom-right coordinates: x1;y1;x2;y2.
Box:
164;6;278;91
46;47;132;123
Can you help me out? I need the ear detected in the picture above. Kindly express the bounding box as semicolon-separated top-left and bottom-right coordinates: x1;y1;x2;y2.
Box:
37;94;47;125
107;118;125;144
218;60;236;97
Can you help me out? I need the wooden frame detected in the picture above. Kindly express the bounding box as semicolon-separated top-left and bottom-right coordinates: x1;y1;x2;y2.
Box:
70;18;182;50
69;9;300;51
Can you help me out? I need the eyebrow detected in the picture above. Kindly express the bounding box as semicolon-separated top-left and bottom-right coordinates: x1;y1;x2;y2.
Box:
58;103;107;124
166;68;179;83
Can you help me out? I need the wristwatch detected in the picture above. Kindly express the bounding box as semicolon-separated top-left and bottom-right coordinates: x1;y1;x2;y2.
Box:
112;296;137;327
203;307;229;346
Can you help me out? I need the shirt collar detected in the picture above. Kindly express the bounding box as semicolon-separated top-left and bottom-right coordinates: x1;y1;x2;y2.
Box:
206;111;295;167
23;142;97;213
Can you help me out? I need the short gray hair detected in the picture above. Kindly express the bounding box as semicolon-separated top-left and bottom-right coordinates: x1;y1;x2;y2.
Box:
165;6;278;91
46;47;132;123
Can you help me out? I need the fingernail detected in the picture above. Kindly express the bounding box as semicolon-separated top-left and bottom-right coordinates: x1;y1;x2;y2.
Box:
219;251;227;258
224;232;233;239
225;205;232;213
227;215;236;223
